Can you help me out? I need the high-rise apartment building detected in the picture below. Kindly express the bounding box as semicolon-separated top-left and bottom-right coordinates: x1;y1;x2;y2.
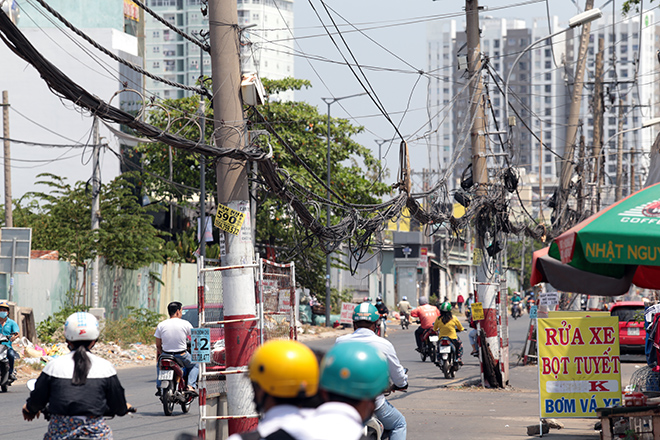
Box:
563;12;659;203
0;0;142;197
145;0;294;100
427;13;659;206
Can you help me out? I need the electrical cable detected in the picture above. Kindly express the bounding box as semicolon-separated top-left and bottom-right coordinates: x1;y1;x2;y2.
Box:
131;0;210;52
30;0;211;99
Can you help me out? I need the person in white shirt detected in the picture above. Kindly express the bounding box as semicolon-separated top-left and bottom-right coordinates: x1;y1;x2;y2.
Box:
335;302;408;440
227;339;320;440
308;341;391;440
154;301;199;394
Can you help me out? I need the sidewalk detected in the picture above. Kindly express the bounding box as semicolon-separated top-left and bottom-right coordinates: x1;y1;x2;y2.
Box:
394;360;601;439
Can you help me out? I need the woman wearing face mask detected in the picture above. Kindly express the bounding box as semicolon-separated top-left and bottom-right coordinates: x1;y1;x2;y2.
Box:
0;300;19;383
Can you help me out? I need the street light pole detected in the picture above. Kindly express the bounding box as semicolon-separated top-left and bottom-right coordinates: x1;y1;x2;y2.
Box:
322;93;366;327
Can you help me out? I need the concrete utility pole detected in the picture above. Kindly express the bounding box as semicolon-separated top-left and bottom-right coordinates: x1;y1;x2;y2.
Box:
577;134;585;215
539;122;543;220
199;40;207;259
2;91;12;227
208;0;257;435
630;147;636;195
615;98;626;201
591;37;604;213
91;117;100;308
557;0;595;228
466;0;503;387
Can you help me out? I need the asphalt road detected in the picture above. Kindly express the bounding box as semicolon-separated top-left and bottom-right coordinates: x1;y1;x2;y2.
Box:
0;364;199;440
0;312;646;440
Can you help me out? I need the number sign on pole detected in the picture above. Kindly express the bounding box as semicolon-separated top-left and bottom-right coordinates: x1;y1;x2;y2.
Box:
191;328;211;363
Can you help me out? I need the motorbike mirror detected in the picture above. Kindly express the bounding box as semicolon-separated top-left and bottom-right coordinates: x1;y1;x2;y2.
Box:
27;378;37;391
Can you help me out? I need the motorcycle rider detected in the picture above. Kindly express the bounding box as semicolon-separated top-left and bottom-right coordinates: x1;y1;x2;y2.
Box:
154;301;199;395
511;292;522;315
397;296;412;324
433;302;465;365
310;341;391;440
22;312;132;439
411;296;440;353
336;302;408;440
227;339;319;440
0;300;19;382
375;296;389;336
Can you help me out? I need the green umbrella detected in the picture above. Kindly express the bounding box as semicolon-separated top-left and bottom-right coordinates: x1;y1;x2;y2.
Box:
531;182;660;296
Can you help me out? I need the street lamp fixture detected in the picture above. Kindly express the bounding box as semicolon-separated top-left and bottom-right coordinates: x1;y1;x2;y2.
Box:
321;92;367;327
504;9;602;141
603;118;660;146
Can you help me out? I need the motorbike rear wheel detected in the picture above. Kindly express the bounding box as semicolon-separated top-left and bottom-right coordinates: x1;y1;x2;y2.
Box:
1;384;6;393
429;344;436;364
162;382;175;416
442;361;451;379
181;397;192;414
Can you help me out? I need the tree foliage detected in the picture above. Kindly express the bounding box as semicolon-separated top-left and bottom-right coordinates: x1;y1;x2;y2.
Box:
621;0;654;14
13;173;175;269
506;237;546;291
138;77;390;296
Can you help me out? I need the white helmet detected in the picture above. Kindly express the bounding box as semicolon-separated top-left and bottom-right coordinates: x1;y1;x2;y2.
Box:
64;312;100;341
402;296;407;301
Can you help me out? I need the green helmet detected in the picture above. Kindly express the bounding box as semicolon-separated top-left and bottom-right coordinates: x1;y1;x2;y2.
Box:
352;302;379;322
440;302;452;312
320;342;390;400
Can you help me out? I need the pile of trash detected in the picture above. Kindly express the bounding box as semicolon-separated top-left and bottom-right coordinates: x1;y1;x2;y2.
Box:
13;337;158;380
93;341;157;366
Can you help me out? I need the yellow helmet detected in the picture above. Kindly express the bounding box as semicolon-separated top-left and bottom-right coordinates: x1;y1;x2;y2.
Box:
0;300;9;310
248;340;319;398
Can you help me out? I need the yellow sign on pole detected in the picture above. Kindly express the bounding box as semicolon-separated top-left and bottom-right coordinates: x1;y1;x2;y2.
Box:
538;317;621;418
471;302;484;321
214;203;245;235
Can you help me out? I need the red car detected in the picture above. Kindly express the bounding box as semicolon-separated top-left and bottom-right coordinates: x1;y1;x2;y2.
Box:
609;301;646;354
181;304;226;368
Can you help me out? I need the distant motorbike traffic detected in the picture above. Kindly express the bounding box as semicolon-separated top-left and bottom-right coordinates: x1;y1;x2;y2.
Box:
400;313;410;330
436;336;460;379
419;328;438;363
0;335;12;392
157;353;197;416
511;301;522;320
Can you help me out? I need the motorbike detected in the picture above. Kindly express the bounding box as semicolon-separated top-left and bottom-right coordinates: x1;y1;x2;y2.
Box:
419;328;438;363
436;336;460;379
400;313;410;330
376;313;388;337
363;379;408;440
157;353;197;416
464;307;471;320
526;299;535;314
0;334;12;392
511;301;522;320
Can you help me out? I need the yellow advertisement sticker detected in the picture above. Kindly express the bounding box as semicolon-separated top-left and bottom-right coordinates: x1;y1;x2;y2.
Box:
538;317;621;418
214;203;245;235
471;302;485;321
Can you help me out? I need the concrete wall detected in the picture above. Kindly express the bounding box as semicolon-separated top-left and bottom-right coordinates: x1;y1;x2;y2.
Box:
0;259;198;323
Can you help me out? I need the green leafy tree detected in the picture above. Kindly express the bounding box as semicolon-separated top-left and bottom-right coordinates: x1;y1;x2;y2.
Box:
506;237;546;291
13;173;176;271
622;0;654;14
138;78;390;299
